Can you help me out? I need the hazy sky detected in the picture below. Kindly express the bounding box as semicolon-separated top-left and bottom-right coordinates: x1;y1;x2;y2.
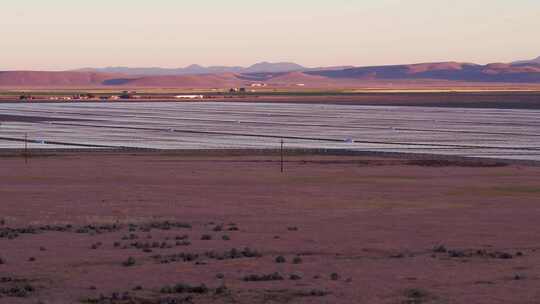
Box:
1;0;539;70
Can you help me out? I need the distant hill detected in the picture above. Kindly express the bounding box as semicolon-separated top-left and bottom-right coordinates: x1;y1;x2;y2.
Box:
102;73;243;88
512;56;540;65
0;71;127;87
77;62;306;76
307;62;540;83
3;59;540;88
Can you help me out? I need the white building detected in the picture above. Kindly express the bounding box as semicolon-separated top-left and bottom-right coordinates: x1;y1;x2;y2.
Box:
175;95;204;99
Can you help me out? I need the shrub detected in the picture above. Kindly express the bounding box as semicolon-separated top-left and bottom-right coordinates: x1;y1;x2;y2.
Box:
404;288;429;301
161;286;173;294
215;285;228;295
213;225;223;232
292;256;302;264
432;245;447;253
275;256;286;263
241;247;262;258
175;240;191;246
1;283;34;297
122;257;136;267
289;273;302;280
497;252;513;259
161;283;209;294
243;272;284;282
309;289;329;297
201;234;212;241
330;273;339;281
448;250;467;258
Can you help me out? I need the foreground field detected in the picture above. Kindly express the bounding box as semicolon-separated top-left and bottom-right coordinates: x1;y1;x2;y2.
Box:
1;152;540;303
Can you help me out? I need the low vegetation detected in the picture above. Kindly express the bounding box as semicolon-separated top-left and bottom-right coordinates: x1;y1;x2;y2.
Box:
243;272;284;282
403;288;430;304
275;255;286;263
432;245;518;259
0;277;35;298
152;247;262;264
122;257;136;267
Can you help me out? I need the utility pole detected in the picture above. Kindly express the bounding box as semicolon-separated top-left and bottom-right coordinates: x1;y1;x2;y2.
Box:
24;133;28;164
280;138;284;173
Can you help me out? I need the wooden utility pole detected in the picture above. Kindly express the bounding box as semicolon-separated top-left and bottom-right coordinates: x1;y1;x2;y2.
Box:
280;138;284;173
24;133;28;164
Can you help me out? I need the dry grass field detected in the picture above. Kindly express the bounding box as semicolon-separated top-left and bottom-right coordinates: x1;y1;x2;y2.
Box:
1;152;540;303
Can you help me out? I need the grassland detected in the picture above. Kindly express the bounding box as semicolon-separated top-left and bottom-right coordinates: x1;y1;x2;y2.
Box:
1;152;539;303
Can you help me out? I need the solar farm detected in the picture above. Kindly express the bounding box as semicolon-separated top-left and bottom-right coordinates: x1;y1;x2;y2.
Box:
0;102;539;161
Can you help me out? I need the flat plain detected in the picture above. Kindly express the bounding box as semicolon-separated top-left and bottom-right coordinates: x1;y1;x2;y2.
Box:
1;96;540;303
1;153;540;303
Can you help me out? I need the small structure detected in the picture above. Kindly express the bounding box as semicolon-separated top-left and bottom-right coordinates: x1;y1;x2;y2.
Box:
120;91;140;99
229;87;246;93
19;95;33;100
174;95;204;100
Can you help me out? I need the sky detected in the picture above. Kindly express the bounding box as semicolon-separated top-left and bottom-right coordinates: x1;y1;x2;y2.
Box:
1;0;539;70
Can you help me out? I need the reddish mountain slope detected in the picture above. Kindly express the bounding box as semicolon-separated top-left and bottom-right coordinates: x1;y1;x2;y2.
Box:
2;60;540;88
307;62;540;83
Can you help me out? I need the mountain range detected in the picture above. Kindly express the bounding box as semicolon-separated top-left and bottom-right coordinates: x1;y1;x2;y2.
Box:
77;62;310;76
512;56;540;65
1;57;540;88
